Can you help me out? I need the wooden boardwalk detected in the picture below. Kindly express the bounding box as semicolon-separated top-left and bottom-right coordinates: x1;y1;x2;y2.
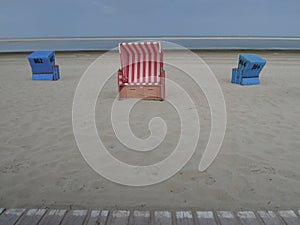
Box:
0;208;299;225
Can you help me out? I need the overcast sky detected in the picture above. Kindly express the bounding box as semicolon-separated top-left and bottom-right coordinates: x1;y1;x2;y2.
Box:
0;0;299;38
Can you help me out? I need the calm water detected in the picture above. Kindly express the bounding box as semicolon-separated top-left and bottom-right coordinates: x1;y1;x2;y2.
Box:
1;38;300;52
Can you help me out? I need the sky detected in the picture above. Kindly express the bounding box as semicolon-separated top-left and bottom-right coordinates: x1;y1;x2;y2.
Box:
0;0;300;38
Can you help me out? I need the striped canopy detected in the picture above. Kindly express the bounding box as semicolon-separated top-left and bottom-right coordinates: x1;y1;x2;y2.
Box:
119;42;163;85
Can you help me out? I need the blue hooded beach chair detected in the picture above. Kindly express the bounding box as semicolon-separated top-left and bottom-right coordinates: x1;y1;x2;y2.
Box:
232;54;266;85
28;51;60;80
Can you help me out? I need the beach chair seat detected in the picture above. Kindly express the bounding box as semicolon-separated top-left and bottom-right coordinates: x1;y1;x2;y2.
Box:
28;51;60;80
231;54;266;85
118;42;165;100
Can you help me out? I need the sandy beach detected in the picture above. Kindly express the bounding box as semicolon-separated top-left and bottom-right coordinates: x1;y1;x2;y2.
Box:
0;50;299;210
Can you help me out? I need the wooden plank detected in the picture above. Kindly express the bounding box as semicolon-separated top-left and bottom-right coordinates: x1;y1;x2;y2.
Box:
0;208;26;225
86;210;101;225
99;210;109;225
39;209;66;225
278;210;300;225
109;210;130;225
217;211;239;225
133;211;150;225
18;209;47;225
257;211;284;225
86;210;109;225
175;211;194;225
154;211;172;225
237;211;262;225
196;211;217;225
62;210;88;225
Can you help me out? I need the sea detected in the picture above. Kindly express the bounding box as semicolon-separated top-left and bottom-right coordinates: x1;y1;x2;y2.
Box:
1;37;300;52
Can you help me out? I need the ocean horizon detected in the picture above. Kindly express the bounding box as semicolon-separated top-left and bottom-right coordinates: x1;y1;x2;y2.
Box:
1;36;300;52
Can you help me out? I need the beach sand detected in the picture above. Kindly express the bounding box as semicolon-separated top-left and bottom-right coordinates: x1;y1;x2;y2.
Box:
0;51;299;210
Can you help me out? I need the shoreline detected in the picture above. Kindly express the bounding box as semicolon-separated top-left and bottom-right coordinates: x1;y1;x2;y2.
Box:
1;49;300;55
2;38;300;53
1;36;300;42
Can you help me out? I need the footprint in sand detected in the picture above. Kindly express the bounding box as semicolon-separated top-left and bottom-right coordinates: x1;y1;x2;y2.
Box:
249;164;276;174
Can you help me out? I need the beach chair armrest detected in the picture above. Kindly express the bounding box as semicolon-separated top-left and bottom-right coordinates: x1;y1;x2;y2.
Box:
160;69;165;84
118;69;124;85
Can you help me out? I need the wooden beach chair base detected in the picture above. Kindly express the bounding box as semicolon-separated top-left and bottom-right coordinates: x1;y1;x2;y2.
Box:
119;85;164;100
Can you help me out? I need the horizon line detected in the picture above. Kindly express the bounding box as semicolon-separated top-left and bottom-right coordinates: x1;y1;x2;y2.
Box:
1;36;300;42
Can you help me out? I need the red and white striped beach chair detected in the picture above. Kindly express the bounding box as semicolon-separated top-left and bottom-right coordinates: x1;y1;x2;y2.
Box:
118;41;165;100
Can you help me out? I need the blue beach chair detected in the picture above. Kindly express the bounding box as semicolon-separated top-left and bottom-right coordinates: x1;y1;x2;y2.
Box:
28;51;60;80
231;54;266;85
